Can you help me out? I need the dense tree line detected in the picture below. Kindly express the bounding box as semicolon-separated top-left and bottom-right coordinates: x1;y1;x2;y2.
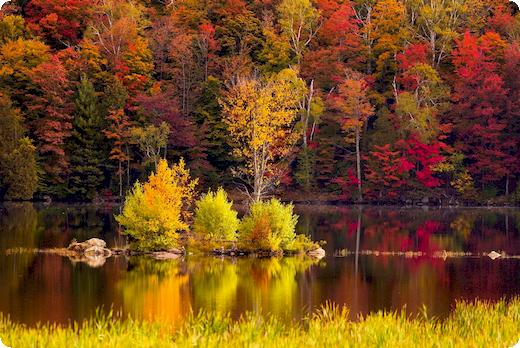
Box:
0;0;519;203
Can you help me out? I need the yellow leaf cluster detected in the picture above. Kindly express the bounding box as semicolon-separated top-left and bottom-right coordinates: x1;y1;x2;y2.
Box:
220;69;300;175
170;158;198;223
116;158;198;251
451;169;474;195
0;38;49;81
370;0;409;79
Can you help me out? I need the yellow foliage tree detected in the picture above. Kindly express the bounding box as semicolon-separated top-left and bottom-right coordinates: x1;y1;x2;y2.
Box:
277;0;321;65
116;158;198;251
258;20;292;73
405;0;469;67
170;158;198;224
220;69;301;202
369;0;409;99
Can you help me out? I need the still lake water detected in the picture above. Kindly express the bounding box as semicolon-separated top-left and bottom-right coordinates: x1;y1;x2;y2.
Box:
1;203;520;325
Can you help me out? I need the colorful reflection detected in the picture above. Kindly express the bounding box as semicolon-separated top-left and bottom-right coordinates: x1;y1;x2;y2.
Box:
119;258;191;325
298;206;520;256
1;204;520;325
118;256;320;325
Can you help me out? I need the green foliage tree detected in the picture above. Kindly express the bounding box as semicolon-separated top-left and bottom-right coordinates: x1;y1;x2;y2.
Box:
294;80;324;191
0;93;23;155
193;187;239;241
258;20;292;73
217;10;263;59
193;77;233;185
369;0;409;99
405;0;469;67
294;148;317;191
277;0;321;65
130;122;170;170
0;94;38;200
1;138;39;200
395;51;450;142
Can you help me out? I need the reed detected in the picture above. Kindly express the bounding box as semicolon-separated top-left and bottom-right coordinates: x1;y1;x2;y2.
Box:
1;299;519;347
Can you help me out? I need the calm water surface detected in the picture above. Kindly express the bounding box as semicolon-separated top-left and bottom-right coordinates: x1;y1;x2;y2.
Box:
1;203;520;325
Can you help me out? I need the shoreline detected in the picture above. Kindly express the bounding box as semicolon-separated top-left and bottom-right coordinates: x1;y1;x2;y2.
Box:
2;199;520;209
1;299;519;347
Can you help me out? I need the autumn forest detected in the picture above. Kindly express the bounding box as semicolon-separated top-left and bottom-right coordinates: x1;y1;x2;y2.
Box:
1;0;520;204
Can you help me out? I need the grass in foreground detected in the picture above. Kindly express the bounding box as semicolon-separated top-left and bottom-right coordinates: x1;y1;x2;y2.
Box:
1;300;520;347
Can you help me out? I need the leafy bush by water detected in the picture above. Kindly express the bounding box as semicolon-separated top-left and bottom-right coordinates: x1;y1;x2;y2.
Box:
284;233;320;253
193;188;239;241
239;199;298;251
116;159;197;251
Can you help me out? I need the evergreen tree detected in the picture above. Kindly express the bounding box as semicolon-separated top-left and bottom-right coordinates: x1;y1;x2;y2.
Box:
67;75;105;200
294;147;316;191
194;77;234;185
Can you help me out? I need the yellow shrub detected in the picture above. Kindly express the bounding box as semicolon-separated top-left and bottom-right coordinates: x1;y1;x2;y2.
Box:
249;212;272;250
116;159;198;251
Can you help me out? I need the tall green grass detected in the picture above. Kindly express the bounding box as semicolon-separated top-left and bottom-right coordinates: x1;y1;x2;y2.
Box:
1;299;520;347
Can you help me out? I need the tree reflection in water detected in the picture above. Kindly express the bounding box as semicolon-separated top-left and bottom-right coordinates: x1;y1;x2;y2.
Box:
0;203;41;309
2;204;520;325
118;256;320;325
119;258;191;326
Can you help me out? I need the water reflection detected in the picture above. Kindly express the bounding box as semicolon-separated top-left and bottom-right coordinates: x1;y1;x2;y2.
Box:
189;258;237;314
299;206;520;255
119;256;320;325
0;202;42;251
232;257;319;318
119;258;191;325
1;203;520;325
0;203;41;321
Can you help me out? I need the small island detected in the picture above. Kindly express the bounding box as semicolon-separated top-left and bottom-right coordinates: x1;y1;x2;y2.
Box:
114;159;325;259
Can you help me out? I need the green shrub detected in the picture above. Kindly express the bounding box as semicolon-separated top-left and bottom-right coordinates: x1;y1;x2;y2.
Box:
239;199;298;251
193;188;239;241
480;185;498;200
284;234;320;253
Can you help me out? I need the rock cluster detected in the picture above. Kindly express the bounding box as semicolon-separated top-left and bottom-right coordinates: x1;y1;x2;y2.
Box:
307;247;326;259
67;238;112;267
